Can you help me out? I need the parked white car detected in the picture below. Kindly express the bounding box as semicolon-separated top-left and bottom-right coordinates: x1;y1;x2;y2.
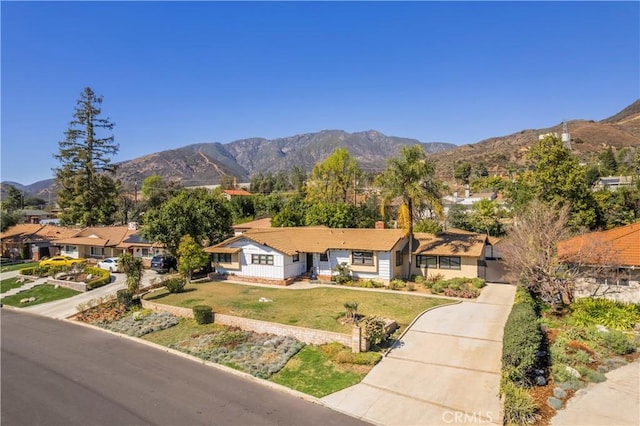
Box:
97;257;120;272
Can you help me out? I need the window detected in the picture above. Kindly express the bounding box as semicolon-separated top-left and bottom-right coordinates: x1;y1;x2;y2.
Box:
439;256;461;270
212;253;232;263
140;248;151;258
395;251;403;266
292;253;299;262
90;247;104;257
64;245;76;253
320;252;328;262
352;251;374;265
416;255;437;268
251;254;274;265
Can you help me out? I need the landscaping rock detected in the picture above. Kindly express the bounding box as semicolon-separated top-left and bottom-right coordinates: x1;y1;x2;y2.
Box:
604;357;628;369
535;375;547;386
553;387;567;399
258;297;272;303
596;324;609;333
547;397;563;410
55;272;67;279
20;297;36;304
536;350;548;359
565;365;581;378
598;365;610;374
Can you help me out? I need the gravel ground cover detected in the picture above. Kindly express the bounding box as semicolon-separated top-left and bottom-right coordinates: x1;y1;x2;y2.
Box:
97;310;179;337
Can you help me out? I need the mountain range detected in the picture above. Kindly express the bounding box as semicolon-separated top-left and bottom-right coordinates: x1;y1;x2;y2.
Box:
3;99;639;199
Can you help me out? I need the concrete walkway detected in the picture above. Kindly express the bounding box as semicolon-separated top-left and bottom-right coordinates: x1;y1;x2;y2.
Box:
322;284;516;426
550;360;640;426
0;276;49;298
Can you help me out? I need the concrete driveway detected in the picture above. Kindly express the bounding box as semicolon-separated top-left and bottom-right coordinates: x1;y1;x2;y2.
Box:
322;284;516;426
22;270;162;319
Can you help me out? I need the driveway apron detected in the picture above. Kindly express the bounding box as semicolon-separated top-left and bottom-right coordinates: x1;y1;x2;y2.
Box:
322;284;516;426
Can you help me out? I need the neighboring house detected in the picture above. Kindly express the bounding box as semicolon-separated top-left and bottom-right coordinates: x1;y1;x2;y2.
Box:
441;188;499;216
594;176;634;191
222;189;252;201
558;222;640;303
232;217;272;236
19;209;57;224
52;224;166;263
205;227;494;286
1;224;80;260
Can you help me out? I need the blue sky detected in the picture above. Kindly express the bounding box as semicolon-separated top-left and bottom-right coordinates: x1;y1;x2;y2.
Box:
2;1;638;185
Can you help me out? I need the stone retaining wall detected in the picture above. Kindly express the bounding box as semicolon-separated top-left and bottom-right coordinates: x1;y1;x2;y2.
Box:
47;278;88;292
141;299;367;352
209;274;295;286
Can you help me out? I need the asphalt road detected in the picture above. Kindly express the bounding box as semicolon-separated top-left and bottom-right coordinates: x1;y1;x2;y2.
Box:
1;309;369;426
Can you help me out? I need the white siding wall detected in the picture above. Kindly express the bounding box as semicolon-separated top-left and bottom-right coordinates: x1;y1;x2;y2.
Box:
216;239;283;280
60;246;79;258
283;255;306;279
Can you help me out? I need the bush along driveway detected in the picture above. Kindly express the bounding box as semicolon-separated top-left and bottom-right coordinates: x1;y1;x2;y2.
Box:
322;283;516;426
500;290;640;425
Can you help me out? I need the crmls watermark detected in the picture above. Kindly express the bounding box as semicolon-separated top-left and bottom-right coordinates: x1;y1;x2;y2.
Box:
441;410;495;424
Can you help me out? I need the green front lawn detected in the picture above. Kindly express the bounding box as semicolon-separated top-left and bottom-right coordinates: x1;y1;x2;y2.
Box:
1;284;80;307
145;281;452;333
0;277;29;293
0;262;38;273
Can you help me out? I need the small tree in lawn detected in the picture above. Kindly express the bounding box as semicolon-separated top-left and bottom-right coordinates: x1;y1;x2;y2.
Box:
177;235;209;284
119;252;143;298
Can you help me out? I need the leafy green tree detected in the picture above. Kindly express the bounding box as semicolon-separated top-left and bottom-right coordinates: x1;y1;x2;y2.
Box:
376;145;443;277
219;175;237;190
2;185;23;211
228;195;255;222
306;147;361;204
141;174;182;210
454;162;472;185
446;204;471;231
253;193;285;218
176;234;209;283
54;87;119;226
467;199;506;236
474;163;489;178
271;194;307;227
1;211;20;232
598;147;618;175
141;188;232;254
507;135;597;229
290;166;307;194
593;187;639;229
470;176;507;193
585;165;601;187
119;252;143;297
304;202;357;228
414;218;443;234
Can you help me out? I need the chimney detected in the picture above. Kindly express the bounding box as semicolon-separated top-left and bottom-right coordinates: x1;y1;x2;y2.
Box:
375;221;385;229
465;187;470;198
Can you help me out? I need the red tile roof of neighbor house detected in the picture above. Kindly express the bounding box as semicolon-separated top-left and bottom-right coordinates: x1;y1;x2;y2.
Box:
232;217;272;230
223;189;252;196
557;222;640;267
0;224;81;241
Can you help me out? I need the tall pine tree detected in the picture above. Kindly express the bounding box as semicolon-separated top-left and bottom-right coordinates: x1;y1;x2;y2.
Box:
54;87;119;226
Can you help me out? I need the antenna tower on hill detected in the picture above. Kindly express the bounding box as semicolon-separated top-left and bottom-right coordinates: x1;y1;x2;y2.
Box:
562;120;571;150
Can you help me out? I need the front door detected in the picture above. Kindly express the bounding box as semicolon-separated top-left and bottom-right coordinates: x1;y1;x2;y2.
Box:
306;253;314;273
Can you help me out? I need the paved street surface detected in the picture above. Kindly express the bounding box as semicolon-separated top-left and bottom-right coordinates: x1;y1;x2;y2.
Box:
323;284;516;426
1;309;370;426
550;360;640;425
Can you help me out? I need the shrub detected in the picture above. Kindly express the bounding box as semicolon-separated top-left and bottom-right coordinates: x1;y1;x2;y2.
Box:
116;289;133;308
332;262;352;285
412;275;425;284
471;278;486;289
85;266;111;290
363;316;388;346
501;380;538;426
598;330;637;355
431;280;447;294
164;277;187;294
406;282;416;292
425;273;444;289
193;305;213;324
388;279;405;291
569;298;640;330
502;287;543;386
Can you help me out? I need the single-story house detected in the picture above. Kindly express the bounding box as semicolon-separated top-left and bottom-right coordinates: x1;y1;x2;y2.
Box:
1;224;80;260
222;189;252;201
558;222;640;303
53;224;167;264
205;227;495;286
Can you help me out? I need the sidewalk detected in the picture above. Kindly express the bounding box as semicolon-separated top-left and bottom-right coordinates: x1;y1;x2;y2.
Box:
322;284;516;425
550;360;640;425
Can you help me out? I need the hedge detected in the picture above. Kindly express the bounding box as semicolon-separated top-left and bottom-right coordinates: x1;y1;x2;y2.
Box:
502;287;542;386
85;267;111;290
193;305;213;324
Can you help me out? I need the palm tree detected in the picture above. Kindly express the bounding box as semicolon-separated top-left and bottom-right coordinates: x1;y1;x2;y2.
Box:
376;145;443;278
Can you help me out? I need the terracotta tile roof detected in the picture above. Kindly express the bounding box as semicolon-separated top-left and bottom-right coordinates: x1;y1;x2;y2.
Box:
223;189;252;196
53;226;136;247
413;232;488;257
35;225;81;240
558;222;640;267
206;227;406;256
232;218;272;230
1;224;44;240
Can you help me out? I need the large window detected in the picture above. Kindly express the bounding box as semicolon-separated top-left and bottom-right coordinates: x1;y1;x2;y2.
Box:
212;253;232;263
395;251;403;266
416;255;437;268
90;247;104;257
439;256;461;270
251;254;274;265
352;251;374;265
